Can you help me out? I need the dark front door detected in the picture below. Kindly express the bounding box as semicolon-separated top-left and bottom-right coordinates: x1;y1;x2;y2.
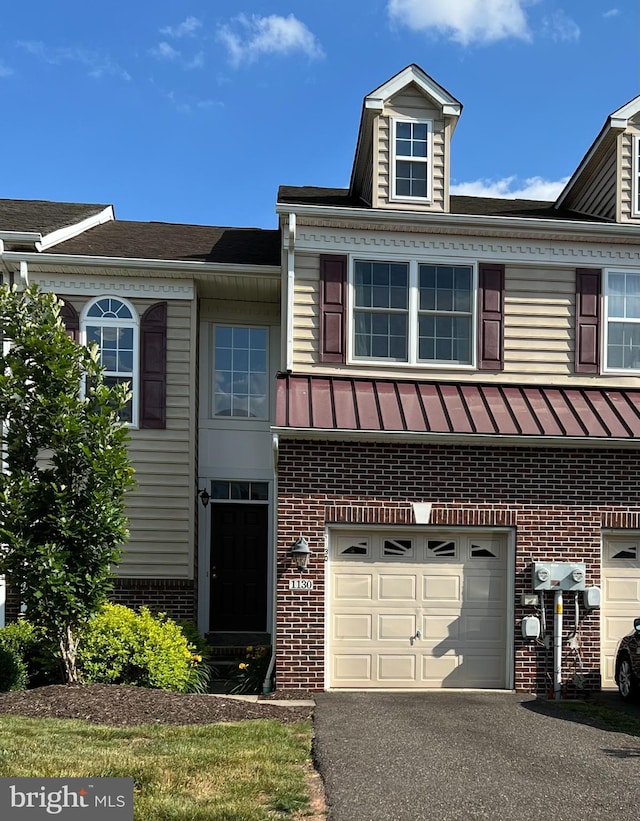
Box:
210;503;268;631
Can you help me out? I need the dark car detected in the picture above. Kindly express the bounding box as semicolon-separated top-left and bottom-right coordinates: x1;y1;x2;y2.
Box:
615;617;640;701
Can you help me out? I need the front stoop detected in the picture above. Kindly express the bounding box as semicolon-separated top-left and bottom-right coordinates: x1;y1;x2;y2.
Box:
205;632;272;691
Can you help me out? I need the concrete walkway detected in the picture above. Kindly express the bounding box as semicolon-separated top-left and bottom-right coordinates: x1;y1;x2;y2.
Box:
313;692;640;821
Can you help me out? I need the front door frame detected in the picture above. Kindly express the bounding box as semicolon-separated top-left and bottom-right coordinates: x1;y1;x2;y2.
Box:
197;477;274;635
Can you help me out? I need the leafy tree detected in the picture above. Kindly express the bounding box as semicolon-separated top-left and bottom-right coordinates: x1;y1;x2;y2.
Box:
0;284;135;682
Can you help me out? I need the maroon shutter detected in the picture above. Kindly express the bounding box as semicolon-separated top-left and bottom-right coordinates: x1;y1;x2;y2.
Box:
319;254;347;363
59;301;80;342
140;302;167;429
575;269;601;374
478;263;504;370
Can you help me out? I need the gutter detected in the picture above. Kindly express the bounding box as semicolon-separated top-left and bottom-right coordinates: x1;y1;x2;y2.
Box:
275;202;640;240
1;249;280;277
271;425;640;451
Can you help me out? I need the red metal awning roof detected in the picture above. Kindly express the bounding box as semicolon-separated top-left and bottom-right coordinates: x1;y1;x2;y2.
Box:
275;373;640;442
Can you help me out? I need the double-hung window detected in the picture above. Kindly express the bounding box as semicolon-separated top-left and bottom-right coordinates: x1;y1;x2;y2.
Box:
392;118;431;201
213;326;268;418
82;297;138;424
604;270;640;371
352;259;475;366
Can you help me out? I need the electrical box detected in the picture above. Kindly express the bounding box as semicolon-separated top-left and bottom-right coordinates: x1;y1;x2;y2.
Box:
521;615;541;639
583;586;601;609
532;562;587;592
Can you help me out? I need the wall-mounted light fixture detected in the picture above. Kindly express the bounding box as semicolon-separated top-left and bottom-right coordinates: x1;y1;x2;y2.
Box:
198;488;211;508
290;537;311;571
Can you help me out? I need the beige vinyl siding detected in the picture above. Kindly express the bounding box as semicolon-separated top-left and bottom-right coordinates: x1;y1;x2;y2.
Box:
619;127;640;222
291;254;640;388
59;294;195;579
293;252;321;367
566;145;617;221
123;298;194;578
376;86;446;212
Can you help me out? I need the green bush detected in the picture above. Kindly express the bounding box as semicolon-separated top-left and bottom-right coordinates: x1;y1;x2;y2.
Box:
0;620;42;690
78;604;209;693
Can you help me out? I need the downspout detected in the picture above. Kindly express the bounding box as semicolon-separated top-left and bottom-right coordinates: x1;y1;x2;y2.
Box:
285;213;296;372
263;432;279;694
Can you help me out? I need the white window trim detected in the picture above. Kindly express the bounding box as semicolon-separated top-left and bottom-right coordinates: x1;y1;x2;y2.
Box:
390;117;433;203
602;268;640;374
347;254;478;369
633;134;640;219
80;295;139;427
211;324;270;421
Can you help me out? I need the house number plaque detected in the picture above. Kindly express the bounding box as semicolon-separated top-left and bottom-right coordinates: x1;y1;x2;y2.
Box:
289;579;314;590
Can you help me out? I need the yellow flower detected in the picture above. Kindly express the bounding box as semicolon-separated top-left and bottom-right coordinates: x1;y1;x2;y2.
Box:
239;662;249;670
192;654;202;663
246;646;254;653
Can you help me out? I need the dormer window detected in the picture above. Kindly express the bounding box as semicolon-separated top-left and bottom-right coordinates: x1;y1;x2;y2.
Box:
392;118;432;201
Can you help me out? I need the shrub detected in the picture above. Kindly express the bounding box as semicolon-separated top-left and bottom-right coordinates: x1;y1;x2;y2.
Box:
78;604;208;693
0;620;43;690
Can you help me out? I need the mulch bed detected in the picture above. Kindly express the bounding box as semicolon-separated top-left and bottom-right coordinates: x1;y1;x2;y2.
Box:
0;684;313;727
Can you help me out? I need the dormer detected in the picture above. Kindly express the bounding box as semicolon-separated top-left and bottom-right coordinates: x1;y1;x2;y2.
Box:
555;94;640;223
349;64;462;213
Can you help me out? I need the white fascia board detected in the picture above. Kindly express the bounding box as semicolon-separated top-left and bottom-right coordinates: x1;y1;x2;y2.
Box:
610;95;640;122
275;201;635;239
1;249;280;277
37;206;114;251
271;426;640;450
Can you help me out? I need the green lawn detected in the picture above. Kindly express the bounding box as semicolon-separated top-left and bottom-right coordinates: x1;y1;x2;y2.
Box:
0;716;314;820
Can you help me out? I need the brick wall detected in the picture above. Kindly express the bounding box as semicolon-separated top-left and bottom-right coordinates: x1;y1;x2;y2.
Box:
276;440;640;692
4;578;197;626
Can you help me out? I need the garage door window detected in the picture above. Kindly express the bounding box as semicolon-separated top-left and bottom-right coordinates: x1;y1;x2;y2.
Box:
610;544;638;560
338;538;369;556
427;539;456;558
471;542;499;559
383;539;413;557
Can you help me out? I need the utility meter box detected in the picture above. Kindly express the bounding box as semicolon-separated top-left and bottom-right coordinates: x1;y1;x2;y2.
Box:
532;562;587;591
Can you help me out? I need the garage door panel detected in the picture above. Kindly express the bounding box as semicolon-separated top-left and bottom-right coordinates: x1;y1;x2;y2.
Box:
333;613;372;640
465;574;505;603
421;615;459;640
379;613;416;639
451;654;504;687
423;574;461;602
422;654;459;682
333;654;372;682
379;573;417;601
462;614;504;642
604;577;640;602
378;654;416;681
334;573;373;600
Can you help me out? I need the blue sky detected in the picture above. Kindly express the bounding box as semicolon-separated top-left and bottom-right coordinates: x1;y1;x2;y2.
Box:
1;1;639;229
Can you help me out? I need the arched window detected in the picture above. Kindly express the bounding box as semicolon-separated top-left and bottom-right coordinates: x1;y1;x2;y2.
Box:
81;297;139;425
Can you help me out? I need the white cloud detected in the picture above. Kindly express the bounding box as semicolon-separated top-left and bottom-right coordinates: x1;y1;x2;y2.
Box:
160;17;202;38
387;0;532;45
17;41;130;80
542;10;580;42
217;14;324;66
451;175;570;200
150;41;180;60
0;61;13;77
603;8;619;18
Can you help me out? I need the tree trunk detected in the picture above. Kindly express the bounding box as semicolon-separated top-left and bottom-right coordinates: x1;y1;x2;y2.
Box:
59;625;80;684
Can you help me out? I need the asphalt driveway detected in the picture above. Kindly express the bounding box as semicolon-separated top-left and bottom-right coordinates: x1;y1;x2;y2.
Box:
313;692;640;821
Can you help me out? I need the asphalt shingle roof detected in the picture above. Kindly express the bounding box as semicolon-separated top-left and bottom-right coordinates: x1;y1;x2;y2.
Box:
49;221;281;266
0;199;109;235
277;186;609;223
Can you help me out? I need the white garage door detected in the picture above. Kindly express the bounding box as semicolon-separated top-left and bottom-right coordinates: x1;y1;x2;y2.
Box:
328;530;510;689
602;537;640;689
